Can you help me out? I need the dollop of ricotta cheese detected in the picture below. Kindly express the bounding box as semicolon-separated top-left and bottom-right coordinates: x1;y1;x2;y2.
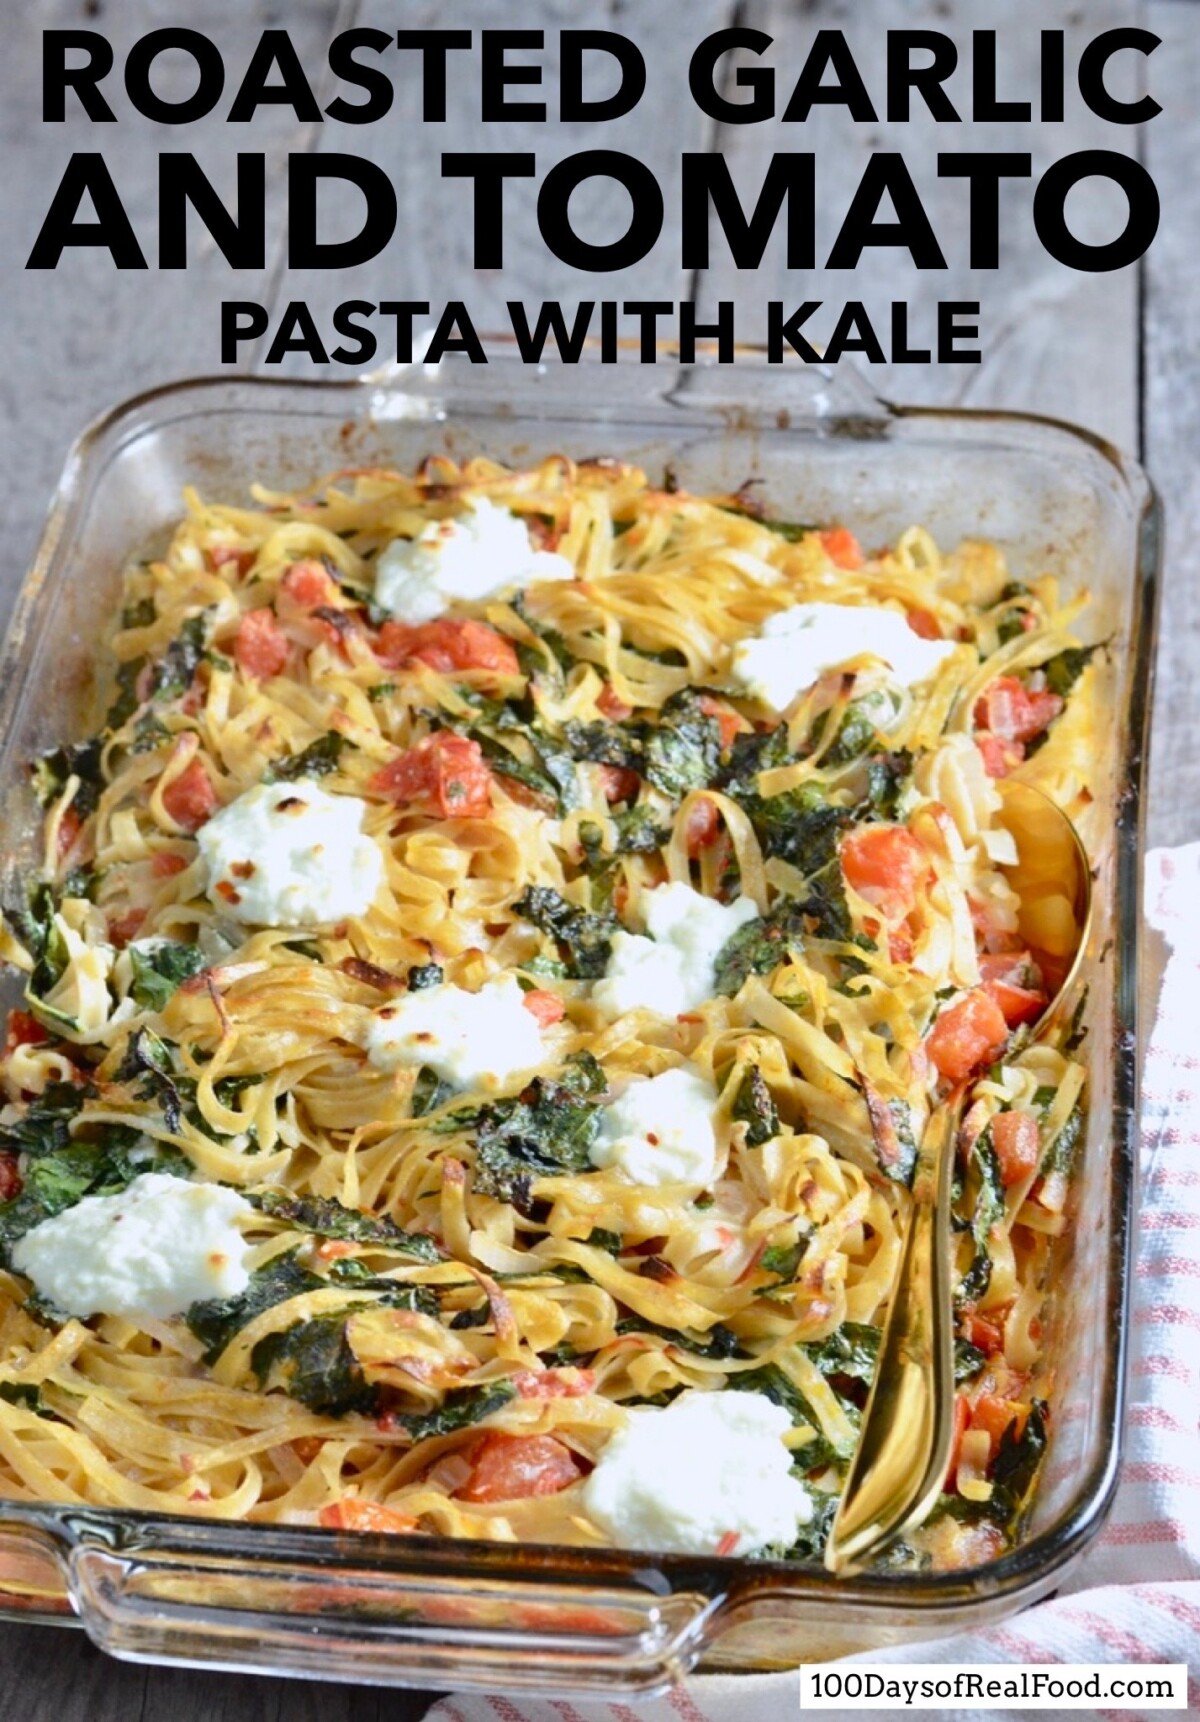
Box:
589;1066;718;1187
731;602;959;711
365;974;547;1092
12;1173;253;1320
593;881;758;1019
580;1388;814;1557
374;497;574;625
197;778;384;927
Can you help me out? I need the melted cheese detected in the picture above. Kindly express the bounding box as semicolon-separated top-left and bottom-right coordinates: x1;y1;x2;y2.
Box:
731;602;958;711
374;498;573;624
197;779;384;927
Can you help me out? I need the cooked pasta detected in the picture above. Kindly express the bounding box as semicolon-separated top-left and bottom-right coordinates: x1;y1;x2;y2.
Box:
0;455;1094;1569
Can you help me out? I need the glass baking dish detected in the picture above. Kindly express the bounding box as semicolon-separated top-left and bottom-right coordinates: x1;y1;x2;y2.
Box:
0;355;1159;1694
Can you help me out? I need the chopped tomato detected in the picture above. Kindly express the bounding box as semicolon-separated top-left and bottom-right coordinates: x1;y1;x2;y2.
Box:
161;758;218;833
991;1110;1041;1187
0;1155;21;1202
977;733;1024;779
107;908;147;948
685;796;722;856
279;560;340;609
598;764;640;805
927;989;1009;1083
906;607;942;641
597;682;632;721
318;1499;418;1534
969;1394;1026;1459
234;608;290;680
151;851;188;878
841;825;929;923
55;804;82;863
456;1432;584;1504
963;1310;1006;1355
514;1367;595;1399
979;950;1048;1028
370;731;493;819
209;545;256;577
3;1010;46;1056
522;989;565;1028
820;527;863;570
974;677;1064;746
698;694;743;750
888;925;915;965
375;618;519;678
946;1393;971;1488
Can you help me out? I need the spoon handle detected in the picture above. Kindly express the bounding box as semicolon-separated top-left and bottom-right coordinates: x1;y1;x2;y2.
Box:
824;1095;962;1573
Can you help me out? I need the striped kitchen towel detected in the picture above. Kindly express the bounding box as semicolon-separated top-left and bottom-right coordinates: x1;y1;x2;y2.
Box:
424;846;1200;1722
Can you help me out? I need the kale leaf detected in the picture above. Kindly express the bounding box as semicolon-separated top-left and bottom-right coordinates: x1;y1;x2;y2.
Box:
0;1381;58;1419
451;694;581;812
151;613;211;702
954;1338;987;1384
250;1314;379;1417
760;1238;807;1281
1041;646;1098;699
640;688;721;799
712;898;827;996
411;1067;454;1118
614;1317;743;1360
717;503;818;544
31;738;105;817
718;730;853;905
862;750;913;819
186;1252;325;1362
247;1189;440;1261
1040;1100;1084;1182
731;1064;779;1146
577;808;669;910
956;1123;1006;1306
128;940;206;1010
513;885;615;979
0;1079;187;1261
727;1364;847;1469
562;721;642;773
754;1489;837;1563
805;1323;880;1384
469;1052;607;1212
115;1028;188;1132
810;689;901;767
989;1399;1048;1521
394;1379;518;1442
266;733;347;782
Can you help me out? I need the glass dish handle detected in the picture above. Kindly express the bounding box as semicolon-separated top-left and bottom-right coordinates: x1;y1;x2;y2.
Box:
62;1522;728;1694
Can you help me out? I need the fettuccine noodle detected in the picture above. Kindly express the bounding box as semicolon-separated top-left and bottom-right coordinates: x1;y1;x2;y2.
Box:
0;455;1094;1569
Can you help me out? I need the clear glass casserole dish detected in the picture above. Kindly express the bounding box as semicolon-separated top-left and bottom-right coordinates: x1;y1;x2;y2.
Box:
0;355;1159;1693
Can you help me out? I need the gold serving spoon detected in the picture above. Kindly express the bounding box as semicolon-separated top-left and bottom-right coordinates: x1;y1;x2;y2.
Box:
824;780;1092;1573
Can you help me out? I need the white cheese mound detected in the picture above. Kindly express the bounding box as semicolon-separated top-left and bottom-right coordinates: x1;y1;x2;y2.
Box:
589;1066;718;1187
580;1388;814;1557
197;778;384;927
731;602;959;711
12;1173;253;1320
593;881;758;1019
365;974;547;1092
374;497;574;625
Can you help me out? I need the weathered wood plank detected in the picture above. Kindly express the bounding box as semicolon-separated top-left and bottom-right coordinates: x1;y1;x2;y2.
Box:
690;0;1142;450
261;0;735;370
0;1616;438;1722
1142;0;1200;846
0;0;342;634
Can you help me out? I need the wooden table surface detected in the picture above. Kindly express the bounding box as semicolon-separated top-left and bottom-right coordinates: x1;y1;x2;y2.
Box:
0;1;1195;1715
